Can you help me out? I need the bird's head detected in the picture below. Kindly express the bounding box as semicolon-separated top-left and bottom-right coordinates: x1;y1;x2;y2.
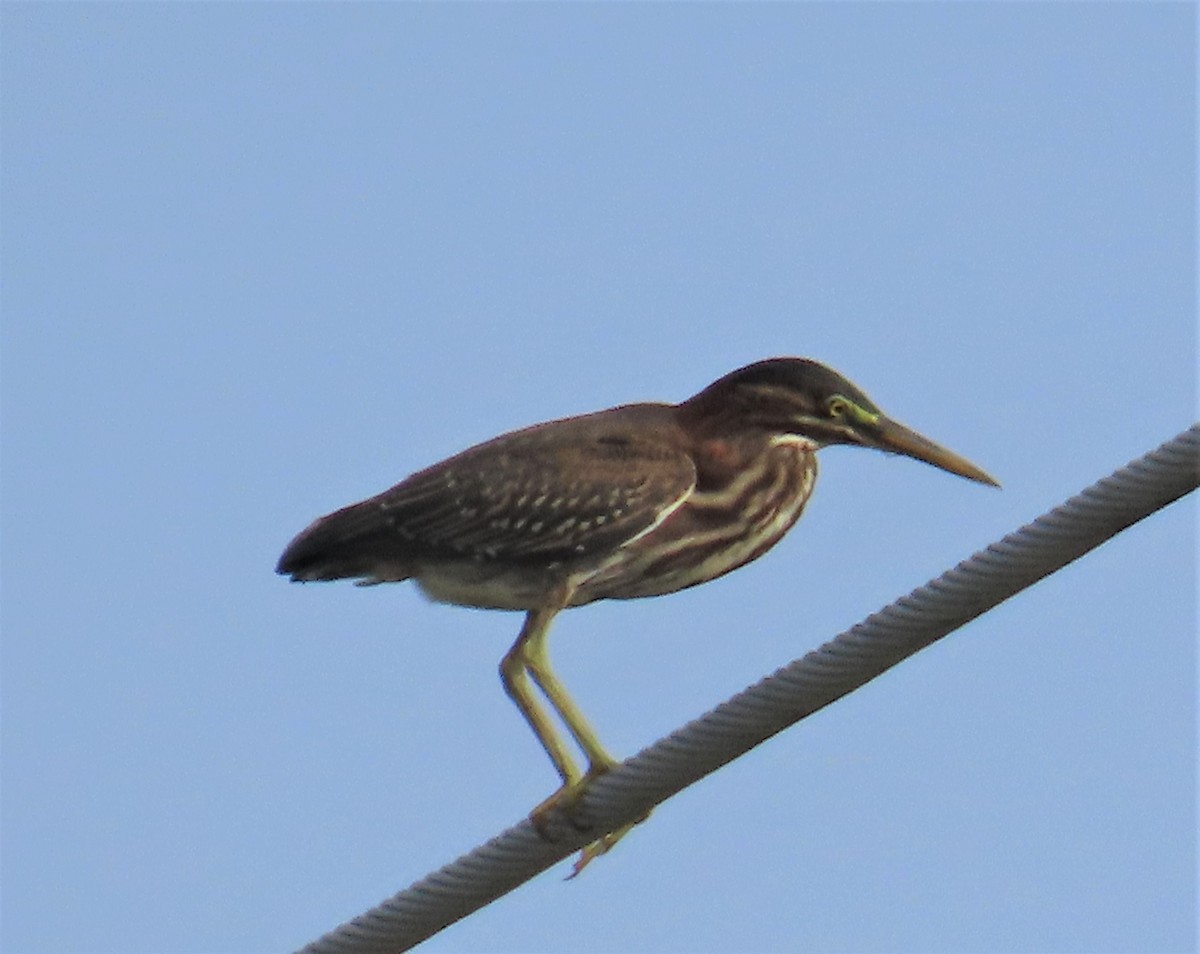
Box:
681;357;999;486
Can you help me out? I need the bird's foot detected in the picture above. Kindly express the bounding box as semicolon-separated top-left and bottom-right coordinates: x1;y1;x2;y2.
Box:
529;762;611;839
529;778;590;840
528;761;651;877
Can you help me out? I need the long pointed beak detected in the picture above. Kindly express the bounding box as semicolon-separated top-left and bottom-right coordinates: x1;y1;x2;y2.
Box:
867;415;1000;487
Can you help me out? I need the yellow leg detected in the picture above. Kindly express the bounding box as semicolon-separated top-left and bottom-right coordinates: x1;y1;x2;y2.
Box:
500;599;649;875
500;608;580;787
520;608;618;775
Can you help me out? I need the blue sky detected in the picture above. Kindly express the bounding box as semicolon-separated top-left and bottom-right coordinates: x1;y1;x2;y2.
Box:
2;5;1195;953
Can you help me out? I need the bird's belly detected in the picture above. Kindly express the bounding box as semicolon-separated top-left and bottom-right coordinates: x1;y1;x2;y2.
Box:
414;563;559;611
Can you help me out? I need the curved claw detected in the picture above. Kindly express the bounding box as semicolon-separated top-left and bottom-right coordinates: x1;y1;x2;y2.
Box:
567;822;637;879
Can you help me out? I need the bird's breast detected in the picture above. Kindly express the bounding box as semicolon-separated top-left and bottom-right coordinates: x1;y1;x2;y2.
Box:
575;441;819;603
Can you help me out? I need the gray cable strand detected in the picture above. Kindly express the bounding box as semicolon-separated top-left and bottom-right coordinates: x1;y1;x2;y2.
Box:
298;424;1199;954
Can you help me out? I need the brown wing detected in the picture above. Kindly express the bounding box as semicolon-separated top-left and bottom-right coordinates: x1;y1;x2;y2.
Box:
276;405;696;582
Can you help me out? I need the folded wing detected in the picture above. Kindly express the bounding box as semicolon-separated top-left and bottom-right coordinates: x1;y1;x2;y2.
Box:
276;408;697;584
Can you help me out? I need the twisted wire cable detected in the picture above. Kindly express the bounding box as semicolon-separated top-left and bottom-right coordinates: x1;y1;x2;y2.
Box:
299;424;1199;954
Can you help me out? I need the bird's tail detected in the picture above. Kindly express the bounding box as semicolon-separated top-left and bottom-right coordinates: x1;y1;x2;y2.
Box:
276;499;413;584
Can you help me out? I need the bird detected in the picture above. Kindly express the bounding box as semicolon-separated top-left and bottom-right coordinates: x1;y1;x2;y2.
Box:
277;357;997;874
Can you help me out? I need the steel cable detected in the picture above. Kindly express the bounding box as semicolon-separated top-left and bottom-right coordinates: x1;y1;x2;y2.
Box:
299;424;1199;954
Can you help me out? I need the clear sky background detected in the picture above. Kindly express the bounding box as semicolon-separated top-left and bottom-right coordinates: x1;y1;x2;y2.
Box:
2;5;1195;953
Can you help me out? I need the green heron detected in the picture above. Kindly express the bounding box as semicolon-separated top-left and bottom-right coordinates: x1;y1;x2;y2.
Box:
277;357;996;873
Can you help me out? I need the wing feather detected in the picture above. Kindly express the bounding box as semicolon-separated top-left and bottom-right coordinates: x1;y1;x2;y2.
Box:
277;406;696;581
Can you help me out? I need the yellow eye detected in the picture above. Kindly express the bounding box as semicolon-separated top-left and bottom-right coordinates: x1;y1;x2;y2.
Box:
825;395;881;427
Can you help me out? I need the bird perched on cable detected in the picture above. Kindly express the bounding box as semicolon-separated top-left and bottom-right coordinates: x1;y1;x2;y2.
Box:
277;357;997;874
